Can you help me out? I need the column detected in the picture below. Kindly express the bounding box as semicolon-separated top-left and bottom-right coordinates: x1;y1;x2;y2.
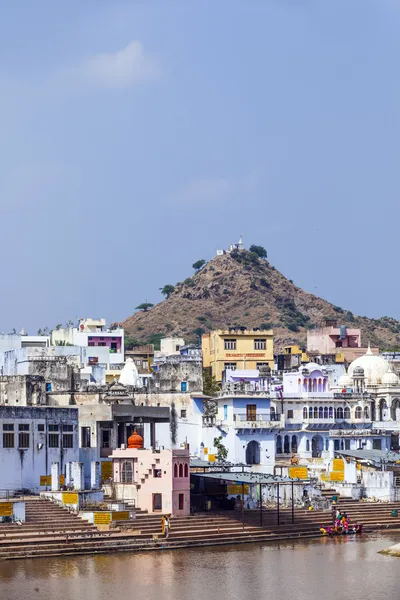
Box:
51;462;60;492
65;462;72;486
72;461;84;491
91;461;101;490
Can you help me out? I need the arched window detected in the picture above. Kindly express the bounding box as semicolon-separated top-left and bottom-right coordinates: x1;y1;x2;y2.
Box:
303;407;308;419
306;439;310;452
284;435;290;454
121;461;133;484
323;407;328;419
292;435;298;453
328;407;333;419
337;407;344;419
313;407;318;419
344;406;351;419
174;464;178;478
309;407;313;419
179;463;183;477
276;435;283;454
355;406;362;419
364;406;369;419
318;406;324;419
184;463;189;478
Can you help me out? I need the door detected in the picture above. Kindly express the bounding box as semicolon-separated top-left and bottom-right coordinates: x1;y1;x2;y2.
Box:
246;404;257;421
178;493;184;510
153;493;162;511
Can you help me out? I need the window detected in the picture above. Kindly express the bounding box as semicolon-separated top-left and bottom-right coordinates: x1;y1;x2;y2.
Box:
180;381;187;392
63;434;73;448
46;383;52;392
287;410;294;419
180;409;187;418
179;464;183;477
313;407;318;419
254;339;266;350
276;435;283;454
344;406;351;419
373;439;382;450
136;360;141;366
303;407;308;419
329;407;333;419
336;407;344;419
178;493;184;510
355;406;362;419
48;433;59;448
224;339;237;350
256;362;269;369
121;461;133;483
174;464;178;477
292;435;298;453
334;439;340;451
81;426;91;448
246;404;257;421
18;424;30;449
364;406;370;419
3;424;14;448
49;424;59;432
306;440;310;452
344;439;351;450
309;407;313;419
38;424;45;432
142;361;147;369
184;463;189;478
224;405;228;420
284;435;290;454
101;429;111;448
325;439;329;451
324;407;329;419
153;469;162;478
63;424;73;432
224;362;237;371
318;407;323;419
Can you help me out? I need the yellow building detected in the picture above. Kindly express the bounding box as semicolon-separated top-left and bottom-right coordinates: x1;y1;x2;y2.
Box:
202;329;274;382
284;345;309;363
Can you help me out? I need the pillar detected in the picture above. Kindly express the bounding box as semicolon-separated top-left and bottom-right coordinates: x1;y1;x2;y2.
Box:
51;462;60;492
91;461;101;490
65;462;72;486
71;461;84;491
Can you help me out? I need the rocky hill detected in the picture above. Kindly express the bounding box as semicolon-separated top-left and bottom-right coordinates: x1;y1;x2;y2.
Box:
120;250;400;351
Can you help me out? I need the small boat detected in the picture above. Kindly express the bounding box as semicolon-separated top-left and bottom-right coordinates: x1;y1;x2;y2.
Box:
319;524;363;536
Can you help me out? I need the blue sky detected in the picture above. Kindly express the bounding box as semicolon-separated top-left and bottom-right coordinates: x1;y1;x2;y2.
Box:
1;0;399;333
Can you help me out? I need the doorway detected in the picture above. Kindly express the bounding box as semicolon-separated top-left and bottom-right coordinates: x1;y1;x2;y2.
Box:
311;435;323;458
153;493;162;511
246;440;260;464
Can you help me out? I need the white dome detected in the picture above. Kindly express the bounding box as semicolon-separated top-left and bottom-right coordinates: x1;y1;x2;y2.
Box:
338;374;352;387
303;362;323;372
381;371;400;386
348;346;389;385
119;358;141;387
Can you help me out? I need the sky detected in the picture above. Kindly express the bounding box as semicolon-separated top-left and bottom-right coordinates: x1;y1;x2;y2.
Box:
1;0;400;333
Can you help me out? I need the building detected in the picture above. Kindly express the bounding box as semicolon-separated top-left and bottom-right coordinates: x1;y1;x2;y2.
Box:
276;345;309;371
0;405;79;492
110;430;190;515
202;328;274;382
51;318;125;383
150;355;203;394
125;344;154;385
307;320;379;364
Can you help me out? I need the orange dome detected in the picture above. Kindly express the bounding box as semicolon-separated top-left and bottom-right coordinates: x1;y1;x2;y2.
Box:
128;430;144;449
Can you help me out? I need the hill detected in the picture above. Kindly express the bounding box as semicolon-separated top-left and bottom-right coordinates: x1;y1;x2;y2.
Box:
120;250;400;351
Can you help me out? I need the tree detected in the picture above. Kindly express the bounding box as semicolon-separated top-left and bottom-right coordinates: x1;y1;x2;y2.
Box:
55;324;62;330
192;259;206;272
160;284;175;298
213;436;228;462
249;245;267;259
203;370;220;396
135;303;154;312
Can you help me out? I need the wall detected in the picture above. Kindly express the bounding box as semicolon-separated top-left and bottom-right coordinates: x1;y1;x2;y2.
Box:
362;471;394;501
151;360;203;394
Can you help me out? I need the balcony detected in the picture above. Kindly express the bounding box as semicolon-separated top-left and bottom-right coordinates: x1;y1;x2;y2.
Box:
232;413;284;429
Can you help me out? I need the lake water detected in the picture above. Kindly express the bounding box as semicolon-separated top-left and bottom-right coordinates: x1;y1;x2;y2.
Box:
1;533;399;600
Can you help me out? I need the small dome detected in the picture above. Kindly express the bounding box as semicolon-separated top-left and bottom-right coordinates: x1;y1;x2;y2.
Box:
381;371;399;386
338;374;352;387
353;366;365;376
128;430;144;449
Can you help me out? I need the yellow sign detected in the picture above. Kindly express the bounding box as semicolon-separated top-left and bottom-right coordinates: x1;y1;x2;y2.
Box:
321;473;329;482
94;512;111;525
203;447;208;455
40;475;65;486
101;461;113;482
289;466;308;479
112;511;129;521
0;503;13;517
227;484;249;495
330;471;345;482
208;454;216;462
333;459;344;472
63;493;79;504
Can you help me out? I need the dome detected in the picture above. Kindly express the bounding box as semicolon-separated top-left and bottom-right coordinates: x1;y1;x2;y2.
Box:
128;430;144;449
338;374;352;388
348;346;389;385
303;362;322;373
353;366;365;376
119;358;141;387
381;370;399;386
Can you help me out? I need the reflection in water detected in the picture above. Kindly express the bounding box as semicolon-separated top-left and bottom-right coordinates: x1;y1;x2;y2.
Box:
1;534;400;600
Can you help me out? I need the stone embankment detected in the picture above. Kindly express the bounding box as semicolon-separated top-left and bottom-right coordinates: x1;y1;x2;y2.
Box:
2;497;400;560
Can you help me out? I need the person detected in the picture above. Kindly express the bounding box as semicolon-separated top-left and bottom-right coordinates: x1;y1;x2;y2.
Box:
164;515;170;539
161;515;165;536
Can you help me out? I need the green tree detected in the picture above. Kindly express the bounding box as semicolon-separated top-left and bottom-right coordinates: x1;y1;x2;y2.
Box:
249;245;267;259
213;436;228;461
202;369;219;396
55;324;63;330
160;284;175;298
136;303;154;312
192;259;206;272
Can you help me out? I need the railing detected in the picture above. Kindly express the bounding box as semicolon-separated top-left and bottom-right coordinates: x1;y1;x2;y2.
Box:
234;413;281;422
218;389;270;397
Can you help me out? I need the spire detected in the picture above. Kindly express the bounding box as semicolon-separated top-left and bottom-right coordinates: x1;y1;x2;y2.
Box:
366;342;372;356
238;234;244;250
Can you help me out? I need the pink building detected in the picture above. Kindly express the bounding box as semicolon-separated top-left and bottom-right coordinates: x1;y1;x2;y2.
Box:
110;431;190;516
307;323;379;363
